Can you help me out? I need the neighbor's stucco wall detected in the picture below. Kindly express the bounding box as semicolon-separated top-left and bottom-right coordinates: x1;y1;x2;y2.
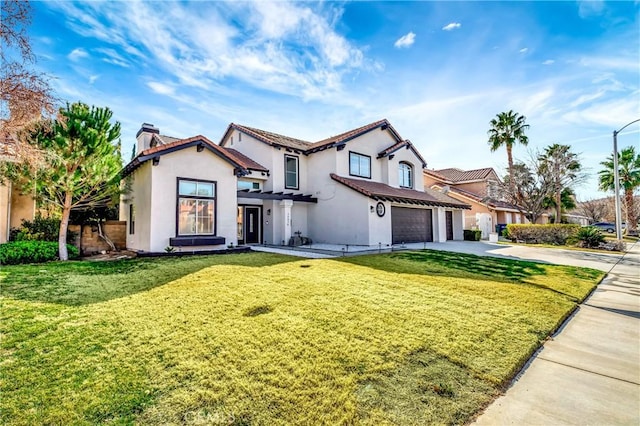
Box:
0;182;36;243
147;147;238;252
0;183;10;243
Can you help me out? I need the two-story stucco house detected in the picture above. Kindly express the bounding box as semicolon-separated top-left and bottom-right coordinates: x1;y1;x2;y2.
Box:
423;167;536;238
120;120;470;253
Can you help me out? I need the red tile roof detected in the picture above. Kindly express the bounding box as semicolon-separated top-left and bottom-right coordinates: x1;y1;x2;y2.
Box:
310;119;395;149
229;124;311;151
431;184;522;211
224;148;268;172
376;139;427;168
122;135;248;177
424;167;495;183
223;119;409;156
331;174;470;209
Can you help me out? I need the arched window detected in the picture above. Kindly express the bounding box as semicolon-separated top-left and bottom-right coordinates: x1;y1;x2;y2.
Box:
399;162;413;188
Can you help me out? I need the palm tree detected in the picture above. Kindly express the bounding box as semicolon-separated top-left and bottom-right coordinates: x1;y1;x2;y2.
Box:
599;146;640;234
540;144;582;224
488;110;530;196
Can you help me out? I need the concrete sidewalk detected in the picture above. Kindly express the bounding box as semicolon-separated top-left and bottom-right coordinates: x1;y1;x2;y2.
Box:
474;242;640;425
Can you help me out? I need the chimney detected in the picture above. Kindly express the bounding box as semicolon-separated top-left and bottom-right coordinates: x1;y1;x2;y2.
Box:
135;123;159;154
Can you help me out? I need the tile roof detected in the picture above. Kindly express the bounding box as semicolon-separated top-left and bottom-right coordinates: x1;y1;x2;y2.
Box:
122;135;247;177
226;119;408;156
310;119;395;149
224;148;269;172
230;124;311;151
154;134;181;145
424;167;495;183
331;174;470;209
432;185;522;211
376;139;427;168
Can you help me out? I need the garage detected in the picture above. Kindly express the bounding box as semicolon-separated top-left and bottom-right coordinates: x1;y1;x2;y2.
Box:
391;207;433;244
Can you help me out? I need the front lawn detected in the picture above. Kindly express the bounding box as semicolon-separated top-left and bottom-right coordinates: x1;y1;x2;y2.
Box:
1;250;603;425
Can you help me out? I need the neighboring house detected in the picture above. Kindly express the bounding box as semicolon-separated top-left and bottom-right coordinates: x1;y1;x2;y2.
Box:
424;167;535;238
0;142;36;243
120;120;470;253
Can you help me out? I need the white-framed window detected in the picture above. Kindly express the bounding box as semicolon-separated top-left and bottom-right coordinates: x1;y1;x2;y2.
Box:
349;152;371;178
285;155;299;189
177;178;216;236
237;180;260;190
398;162;413;188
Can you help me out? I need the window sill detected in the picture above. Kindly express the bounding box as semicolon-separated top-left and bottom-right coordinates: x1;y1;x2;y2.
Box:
170;236;226;246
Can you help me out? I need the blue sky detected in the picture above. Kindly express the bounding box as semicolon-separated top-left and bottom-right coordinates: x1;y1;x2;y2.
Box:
30;0;639;199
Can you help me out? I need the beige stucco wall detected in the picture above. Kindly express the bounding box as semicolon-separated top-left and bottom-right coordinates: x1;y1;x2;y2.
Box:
308;185;370;245
121;146;238;253
120;163;153;251
149;147;237;252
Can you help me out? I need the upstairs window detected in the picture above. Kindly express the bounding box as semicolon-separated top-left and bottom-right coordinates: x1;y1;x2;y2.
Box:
349;152;371;178
285;155;299;189
237;180;260;190
398;162;413;188
177;178;216;236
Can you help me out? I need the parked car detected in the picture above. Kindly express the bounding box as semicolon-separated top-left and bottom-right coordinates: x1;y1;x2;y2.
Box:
591;222;626;233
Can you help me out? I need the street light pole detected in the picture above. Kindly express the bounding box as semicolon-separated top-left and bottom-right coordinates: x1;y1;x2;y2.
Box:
612;118;640;242
612;129;622;241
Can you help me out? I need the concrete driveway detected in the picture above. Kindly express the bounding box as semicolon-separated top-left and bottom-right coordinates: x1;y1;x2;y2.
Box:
472;242;640;425
418;240;624;272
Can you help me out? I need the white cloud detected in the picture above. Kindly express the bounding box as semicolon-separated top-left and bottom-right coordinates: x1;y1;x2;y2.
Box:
68;48;89;61
442;22;461;31
519;47;528;53
147;81;175;96
543;59;555;65
50;1;367;103
95;47;130;67
89;75;99;84
394;32;416;48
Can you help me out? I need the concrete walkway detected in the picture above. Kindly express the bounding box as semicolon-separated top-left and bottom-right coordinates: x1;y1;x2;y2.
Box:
474;242;640;425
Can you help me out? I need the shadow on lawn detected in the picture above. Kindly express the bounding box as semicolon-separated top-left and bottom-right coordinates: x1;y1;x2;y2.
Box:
0;252;298;306
342;250;548;283
339;250;598;302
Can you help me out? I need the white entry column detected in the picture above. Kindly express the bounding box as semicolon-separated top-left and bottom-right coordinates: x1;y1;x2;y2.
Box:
434;208;447;242
280;199;293;244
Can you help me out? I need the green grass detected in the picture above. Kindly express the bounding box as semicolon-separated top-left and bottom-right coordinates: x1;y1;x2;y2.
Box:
1;250;603;425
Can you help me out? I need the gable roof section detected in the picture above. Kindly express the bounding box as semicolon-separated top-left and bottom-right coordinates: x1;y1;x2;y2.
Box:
219;119;416;159
376;139;427;168
308;119;400;152
224;148;269;173
221;123;311;152
331;174;470;209
431;184;522;212
122;135;248;177
424;167;496;183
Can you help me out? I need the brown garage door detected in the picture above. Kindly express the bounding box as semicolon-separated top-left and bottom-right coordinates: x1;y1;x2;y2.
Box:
391;207;433;244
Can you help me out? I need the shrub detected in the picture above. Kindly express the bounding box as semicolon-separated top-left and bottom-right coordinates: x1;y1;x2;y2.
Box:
506;224;580;245
0;241;79;265
572;226;605;248
463;229;482;241
10;216;61;242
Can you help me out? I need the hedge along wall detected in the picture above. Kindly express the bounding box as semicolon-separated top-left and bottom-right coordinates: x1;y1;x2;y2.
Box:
506;224;580;245
68;220;126;255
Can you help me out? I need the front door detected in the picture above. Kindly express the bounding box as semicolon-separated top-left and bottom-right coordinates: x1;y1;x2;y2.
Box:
445;211;453;240
244;206;261;244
